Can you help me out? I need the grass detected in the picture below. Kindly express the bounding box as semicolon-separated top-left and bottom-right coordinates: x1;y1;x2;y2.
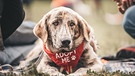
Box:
1;67;135;76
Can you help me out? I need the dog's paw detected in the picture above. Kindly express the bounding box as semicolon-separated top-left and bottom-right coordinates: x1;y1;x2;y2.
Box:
49;72;65;76
67;68;88;76
67;73;88;76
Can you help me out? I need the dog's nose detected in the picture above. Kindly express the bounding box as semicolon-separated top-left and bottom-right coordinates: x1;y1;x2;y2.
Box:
62;40;71;47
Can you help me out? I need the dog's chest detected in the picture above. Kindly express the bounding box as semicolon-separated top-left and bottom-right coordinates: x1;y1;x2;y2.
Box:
47;49;89;74
44;42;85;74
46;50;83;73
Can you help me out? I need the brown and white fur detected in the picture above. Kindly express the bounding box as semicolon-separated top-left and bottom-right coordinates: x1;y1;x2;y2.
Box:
32;7;103;76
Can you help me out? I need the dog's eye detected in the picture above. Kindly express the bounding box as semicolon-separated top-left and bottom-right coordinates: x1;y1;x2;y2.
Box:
70;22;75;26
53;21;59;26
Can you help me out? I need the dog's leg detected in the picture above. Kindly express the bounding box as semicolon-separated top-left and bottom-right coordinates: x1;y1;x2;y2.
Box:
68;43;103;76
37;56;65;76
68;59;103;76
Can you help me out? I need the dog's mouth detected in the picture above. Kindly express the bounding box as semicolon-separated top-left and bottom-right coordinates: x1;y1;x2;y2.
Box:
61;49;71;53
60;47;69;50
61;45;69;48
59;46;72;52
60;49;71;53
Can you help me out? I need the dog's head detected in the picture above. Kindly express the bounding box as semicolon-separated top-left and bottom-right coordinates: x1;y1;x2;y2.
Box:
34;7;96;53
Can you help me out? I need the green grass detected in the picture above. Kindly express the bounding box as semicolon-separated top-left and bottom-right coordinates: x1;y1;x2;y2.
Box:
1;67;135;76
23;0;135;57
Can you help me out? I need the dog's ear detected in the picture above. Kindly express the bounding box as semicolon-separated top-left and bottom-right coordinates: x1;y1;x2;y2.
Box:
78;17;92;42
77;17;98;52
90;35;98;52
33;15;50;43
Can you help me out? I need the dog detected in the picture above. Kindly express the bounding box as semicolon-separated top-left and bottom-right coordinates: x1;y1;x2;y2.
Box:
31;7;103;76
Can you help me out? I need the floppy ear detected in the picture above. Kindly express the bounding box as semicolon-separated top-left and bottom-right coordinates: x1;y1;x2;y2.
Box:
33;16;48;43
90;35;98;52
78;18;98;52
78;18;92;42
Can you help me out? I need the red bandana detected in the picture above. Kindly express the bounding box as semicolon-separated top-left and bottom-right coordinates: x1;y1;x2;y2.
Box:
43;42;84;74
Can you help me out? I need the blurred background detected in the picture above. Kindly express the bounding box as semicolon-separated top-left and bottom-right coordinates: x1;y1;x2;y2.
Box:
22;0;135;57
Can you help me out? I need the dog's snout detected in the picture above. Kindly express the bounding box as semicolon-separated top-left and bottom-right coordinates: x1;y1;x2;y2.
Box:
62;40;71;47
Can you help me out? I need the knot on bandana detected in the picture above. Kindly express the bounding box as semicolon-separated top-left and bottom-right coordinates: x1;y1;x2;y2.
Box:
43;42;84;74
